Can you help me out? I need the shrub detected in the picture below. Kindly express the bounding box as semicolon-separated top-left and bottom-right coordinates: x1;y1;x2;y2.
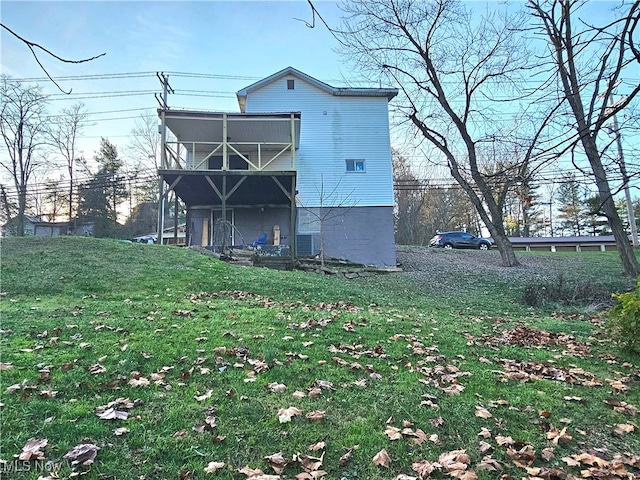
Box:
523;274;615;308
608;276;640;351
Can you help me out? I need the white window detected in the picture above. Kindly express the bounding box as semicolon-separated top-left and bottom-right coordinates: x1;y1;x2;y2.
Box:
345;159;365;172
298;208;320;233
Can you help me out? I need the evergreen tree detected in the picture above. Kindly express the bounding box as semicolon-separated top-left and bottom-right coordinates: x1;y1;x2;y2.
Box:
76;138;128;238
555;175;588;236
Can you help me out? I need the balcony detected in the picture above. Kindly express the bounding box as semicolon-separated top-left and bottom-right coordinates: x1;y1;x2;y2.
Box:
159;110;301;172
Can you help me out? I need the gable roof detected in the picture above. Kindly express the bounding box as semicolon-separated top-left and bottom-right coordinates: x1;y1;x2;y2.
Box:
236;66;398;112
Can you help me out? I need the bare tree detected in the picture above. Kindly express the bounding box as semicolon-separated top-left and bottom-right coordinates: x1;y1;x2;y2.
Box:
127;113;162;203
47;102;87;232
393;149;428;244
0;76;48;236
529;0;640;276
297;174;356;268
338;0;558;266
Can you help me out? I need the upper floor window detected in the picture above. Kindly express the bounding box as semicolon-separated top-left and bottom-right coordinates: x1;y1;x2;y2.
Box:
287;79;295;90
345;159;365;172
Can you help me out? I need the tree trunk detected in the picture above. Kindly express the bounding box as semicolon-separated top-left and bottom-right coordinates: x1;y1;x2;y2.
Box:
492;231;519;267
585;142;640;276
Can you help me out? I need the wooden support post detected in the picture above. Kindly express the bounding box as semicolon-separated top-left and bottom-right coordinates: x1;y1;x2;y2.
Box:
157;108;167;244
290;113;296;170
222;113;228;171
290;175;296;264
221;175;227;247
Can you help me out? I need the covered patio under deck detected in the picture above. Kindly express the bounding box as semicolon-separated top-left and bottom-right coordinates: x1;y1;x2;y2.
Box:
157;109;300;264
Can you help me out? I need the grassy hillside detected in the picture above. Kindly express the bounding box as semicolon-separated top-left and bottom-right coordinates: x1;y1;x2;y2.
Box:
1;237;638;479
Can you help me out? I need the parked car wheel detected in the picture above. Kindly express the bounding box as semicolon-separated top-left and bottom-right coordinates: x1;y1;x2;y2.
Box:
479;243;489;251
443;243;454;250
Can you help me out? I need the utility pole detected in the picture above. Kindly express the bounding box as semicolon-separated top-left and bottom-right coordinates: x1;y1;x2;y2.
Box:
155;72;174;244
608;93;639;248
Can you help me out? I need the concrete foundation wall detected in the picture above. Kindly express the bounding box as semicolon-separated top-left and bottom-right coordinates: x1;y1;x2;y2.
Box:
187;205;396;266
303;206;396;266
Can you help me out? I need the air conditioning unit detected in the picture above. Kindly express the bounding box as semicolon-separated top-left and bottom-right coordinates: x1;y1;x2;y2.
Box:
296;234;315;256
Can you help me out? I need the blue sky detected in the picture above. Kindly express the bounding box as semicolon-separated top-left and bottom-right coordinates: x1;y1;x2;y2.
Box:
1;0;638;200
1;1;352;161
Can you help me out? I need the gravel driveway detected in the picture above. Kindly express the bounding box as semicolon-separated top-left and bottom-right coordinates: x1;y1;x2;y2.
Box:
395;245;605;286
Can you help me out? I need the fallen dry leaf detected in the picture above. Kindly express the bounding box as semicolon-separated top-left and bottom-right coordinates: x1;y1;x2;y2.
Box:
264;452;288;474
373;449;391;468
96;407;128;420
292;391;306;399
308;441;325;451
546;425;572;445
278;406;302;423
495;435;514;446
88;363;106;374
128;377;150;388
114;427;129;436
63;443;99;467
385;426;403;440
476;455;502;472
305;411;325;422
541;447;555;461
17;438;47;461
475;406;492;419
442;383;465;395
479;441;492;453
613;422;636;436
297;452;324;472
412;460;437;477
194;389;213;402
204;461;225;473
339;449;352;467
268;383;287;393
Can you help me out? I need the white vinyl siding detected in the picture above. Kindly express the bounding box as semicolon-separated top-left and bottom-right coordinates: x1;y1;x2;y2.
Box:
244;74;394;207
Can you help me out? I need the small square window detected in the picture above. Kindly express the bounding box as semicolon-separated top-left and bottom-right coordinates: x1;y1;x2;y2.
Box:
346;159;365;172
287;79;295;90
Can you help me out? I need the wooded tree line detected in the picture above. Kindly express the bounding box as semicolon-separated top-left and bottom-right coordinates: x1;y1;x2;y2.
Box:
393;149;640;244
0;75;162;238
337;0;640;275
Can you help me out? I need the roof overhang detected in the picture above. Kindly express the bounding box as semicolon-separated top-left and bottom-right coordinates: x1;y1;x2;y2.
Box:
160;110;301;149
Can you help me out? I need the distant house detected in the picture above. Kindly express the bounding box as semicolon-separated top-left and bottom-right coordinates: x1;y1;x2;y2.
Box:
1;216;93;237
1;215;42;236
157;67;398;266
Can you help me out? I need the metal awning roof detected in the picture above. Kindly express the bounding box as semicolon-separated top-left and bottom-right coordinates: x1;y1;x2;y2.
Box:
160;110;301;149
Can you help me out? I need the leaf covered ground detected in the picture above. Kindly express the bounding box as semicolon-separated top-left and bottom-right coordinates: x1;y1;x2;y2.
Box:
0;237;639;479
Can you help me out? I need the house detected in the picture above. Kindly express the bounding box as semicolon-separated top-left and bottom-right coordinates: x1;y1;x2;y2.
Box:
2;216;93;237
1;215;42;236
157;67;398;266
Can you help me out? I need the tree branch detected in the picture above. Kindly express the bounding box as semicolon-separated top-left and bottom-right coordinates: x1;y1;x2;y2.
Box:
1;23;106;94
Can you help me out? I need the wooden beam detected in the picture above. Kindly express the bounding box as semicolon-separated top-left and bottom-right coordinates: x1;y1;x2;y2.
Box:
271;176;293;201
205;176;223;200
225;176;247;200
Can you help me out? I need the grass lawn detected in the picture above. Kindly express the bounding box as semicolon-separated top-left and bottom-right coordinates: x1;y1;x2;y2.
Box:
0;237;638;480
